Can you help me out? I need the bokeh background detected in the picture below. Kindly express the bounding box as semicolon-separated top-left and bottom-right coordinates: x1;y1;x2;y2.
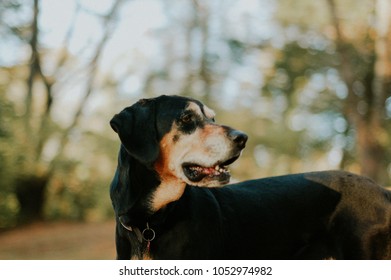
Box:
0;0;390;259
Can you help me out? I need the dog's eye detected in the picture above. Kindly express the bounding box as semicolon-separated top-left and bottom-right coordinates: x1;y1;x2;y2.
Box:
181;113;194;124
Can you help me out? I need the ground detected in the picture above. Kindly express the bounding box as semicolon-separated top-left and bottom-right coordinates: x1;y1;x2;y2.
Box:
0;221;116;260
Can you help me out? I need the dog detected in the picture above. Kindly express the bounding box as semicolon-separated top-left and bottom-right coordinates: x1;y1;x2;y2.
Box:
109;95;391;260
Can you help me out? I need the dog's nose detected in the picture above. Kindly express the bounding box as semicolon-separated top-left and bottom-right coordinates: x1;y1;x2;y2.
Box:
228;130;248;148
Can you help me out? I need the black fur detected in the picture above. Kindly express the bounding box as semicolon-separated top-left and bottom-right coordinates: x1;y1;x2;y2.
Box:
110;95;391;259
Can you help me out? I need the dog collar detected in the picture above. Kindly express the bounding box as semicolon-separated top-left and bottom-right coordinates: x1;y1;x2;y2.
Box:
120;221;155;241
120;220;156;254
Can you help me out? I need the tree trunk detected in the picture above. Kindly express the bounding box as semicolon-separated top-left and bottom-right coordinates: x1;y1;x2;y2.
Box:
367;0;391;184
356;118;388;184
15;0;48;224
327;0;390;184
15;175;48;223
25;0;39;139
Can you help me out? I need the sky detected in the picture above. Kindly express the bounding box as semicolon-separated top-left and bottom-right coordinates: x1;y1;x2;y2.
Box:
24;0;278;123
39;0;167;69
36;0;272;69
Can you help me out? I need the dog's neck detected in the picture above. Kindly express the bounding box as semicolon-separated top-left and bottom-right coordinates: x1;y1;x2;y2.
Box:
116;148;186;225
151;177;186;211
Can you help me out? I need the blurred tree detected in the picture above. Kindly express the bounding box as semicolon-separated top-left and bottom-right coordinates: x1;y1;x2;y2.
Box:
0;0;123;225
0;83;19;228
221;0;391;184
327;0;391;183
130;0;391;184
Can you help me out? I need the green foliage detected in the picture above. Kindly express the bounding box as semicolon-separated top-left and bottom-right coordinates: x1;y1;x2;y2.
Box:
0;67;119;227
0;90;19;228
44;133;118;222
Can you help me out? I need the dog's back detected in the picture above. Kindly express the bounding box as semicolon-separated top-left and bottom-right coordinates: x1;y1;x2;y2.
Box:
149;171;391;259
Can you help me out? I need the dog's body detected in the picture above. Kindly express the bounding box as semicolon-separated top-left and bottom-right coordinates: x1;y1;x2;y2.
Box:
110;95;391;260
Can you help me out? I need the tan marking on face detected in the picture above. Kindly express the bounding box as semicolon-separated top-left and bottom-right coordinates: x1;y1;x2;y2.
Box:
154;129;178;180
186;102;204;118
203;105;216;119
186;101;215;120
199;123;225;142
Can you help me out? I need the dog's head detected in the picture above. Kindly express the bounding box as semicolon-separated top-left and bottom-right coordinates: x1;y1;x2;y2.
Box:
110;95;247;187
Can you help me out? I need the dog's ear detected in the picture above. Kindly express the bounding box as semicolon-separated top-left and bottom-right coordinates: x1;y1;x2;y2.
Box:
110;147;144;219
110;99;159;167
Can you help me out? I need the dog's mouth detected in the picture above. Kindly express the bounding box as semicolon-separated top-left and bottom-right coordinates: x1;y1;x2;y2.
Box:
182;155;239;184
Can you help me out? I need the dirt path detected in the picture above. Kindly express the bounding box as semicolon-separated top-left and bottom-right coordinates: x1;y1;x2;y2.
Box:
0;221;116;260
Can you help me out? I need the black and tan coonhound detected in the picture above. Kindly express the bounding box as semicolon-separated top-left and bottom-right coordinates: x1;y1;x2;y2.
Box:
109;95;391;260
